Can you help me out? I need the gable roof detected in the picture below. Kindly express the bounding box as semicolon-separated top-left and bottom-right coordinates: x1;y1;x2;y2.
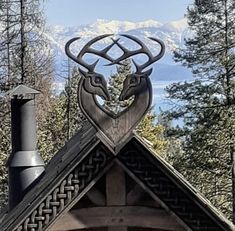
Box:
0;122;112;231
118;135;235;231
0;123;234;231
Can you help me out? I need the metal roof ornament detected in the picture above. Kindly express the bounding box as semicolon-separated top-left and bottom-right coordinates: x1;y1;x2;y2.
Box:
65;34;165;152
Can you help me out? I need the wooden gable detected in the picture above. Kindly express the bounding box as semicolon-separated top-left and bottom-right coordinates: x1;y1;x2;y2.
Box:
0;124;234;231
50;163;186;231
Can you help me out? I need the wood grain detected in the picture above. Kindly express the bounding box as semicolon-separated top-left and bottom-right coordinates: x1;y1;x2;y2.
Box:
78;77;152;152
51;206;185;231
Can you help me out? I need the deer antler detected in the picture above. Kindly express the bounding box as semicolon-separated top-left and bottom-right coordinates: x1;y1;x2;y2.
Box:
65;34;116;72
110;34;165;73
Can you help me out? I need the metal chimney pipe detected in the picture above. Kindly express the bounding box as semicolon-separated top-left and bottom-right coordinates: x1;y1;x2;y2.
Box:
6;85;45;210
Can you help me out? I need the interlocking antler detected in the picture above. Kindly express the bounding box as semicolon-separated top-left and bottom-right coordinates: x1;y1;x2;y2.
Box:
110;34;165;73
65;34;116;72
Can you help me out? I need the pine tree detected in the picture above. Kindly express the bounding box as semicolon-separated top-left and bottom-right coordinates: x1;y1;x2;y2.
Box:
105;59;168;155
0;0;54;210
165;0;235;219
38;67;86;163
63;67;86;140
136;109;168;154
105;59;132;113
0;0;53;87
0;97;10;209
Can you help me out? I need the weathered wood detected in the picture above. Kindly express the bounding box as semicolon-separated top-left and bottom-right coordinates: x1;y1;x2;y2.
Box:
69;35;165;151
50;206;185;231
106;163;126;206
126;183;145;205
108;227;127;231
106;163;127;231
116;159;191;231
87;186;106;206
78;76;152;151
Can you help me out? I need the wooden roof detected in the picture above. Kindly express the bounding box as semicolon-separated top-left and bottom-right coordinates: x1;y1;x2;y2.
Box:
0;122;234;231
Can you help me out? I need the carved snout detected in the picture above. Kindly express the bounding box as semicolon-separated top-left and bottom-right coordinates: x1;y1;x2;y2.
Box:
119;91;125;101
80;69;111;101
119;74;149;101
119;86;140;101
102;88;111;101
119;88;129;101
84;78;111;101
95;77;111;101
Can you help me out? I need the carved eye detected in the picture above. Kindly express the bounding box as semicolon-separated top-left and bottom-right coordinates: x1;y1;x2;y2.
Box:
129;77;137;85
95;76;102;84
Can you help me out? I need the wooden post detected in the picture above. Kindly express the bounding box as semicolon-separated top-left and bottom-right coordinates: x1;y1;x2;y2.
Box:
106;163;127;231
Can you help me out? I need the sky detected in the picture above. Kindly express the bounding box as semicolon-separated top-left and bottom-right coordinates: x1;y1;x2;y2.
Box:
44;0;193;26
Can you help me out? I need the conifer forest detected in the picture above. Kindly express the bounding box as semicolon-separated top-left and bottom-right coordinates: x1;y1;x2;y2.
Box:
0;0;235;223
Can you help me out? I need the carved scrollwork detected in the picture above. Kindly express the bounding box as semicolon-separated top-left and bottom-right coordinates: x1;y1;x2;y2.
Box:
12;145;113;231
65;35;165;151
118;141;223;231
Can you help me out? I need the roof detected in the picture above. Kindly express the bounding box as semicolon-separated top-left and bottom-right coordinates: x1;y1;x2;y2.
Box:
6;85;40;97
119;135;235;231
0;122;99;230
0;123;234;231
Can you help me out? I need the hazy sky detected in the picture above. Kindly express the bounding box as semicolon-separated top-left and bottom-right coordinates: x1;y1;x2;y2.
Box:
44;0;193;26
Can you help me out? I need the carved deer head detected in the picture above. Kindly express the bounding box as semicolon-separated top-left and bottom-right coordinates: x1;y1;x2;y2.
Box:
110;35;165;101
65;34;165;150
65;34;116;101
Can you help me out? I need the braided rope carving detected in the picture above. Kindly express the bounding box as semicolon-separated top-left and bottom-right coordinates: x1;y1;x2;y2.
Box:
118;143;223;231
13;145;112;231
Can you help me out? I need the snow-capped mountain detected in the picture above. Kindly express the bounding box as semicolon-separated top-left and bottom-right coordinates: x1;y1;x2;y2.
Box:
45;18;192;82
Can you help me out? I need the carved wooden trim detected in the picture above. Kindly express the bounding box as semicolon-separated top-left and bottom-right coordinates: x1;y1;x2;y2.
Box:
6;144;114;231
78;76;152;151
65;35;165;151
117;139;229;231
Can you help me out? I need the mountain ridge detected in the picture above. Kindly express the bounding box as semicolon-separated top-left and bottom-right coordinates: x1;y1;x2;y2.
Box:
45;18;192;83
46;18;189;53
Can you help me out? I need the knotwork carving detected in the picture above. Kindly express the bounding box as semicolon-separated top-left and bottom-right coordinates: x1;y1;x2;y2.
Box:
65;35;165;151
118;141;223;231
13;145;113;231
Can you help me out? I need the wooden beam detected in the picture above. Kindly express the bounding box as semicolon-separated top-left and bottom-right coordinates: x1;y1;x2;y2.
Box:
50;206;185;231
126;184;145;205
87;187;106;206
116;159;191;231
106;163;126;205
106;164;127;231
108;227;126;231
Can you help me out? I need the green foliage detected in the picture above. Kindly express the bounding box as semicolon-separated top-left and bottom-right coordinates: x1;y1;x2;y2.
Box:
136;109;168;154
105;59;168;155
63;68;86;139
0;0;54;210
165;0;235;219
105;59;132;113
38;68;86;163
0;65;85;210
0;98;10;208
38;96;67;163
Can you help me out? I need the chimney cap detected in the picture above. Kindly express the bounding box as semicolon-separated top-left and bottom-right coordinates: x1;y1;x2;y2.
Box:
6;84;40;98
